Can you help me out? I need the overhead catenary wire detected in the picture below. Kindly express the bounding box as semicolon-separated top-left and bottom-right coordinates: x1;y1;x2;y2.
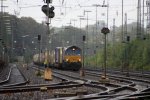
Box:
7;0;141;29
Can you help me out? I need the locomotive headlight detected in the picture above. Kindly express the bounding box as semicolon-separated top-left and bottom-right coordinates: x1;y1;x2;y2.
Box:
66;59;69;61
78;59;81;62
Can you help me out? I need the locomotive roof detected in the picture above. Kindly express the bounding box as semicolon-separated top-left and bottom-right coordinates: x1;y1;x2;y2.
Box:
54;45;81;51
65;45;81;50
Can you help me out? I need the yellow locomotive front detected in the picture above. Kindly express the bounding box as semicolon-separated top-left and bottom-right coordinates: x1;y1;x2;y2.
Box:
62;46;81;71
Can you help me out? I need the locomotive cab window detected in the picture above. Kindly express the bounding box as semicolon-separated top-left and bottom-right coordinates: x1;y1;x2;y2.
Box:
65;46;81;55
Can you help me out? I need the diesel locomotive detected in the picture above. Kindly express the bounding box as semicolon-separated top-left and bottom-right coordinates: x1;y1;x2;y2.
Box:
33;45;82;71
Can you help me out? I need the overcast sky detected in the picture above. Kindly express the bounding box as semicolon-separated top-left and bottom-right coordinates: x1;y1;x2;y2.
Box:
3;0;142;28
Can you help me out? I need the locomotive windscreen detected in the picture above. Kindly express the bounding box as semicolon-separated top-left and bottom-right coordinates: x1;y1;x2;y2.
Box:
65;46;81;55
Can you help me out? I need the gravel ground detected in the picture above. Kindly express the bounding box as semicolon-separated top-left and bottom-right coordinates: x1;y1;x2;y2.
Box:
18;64;62;85
0;85;103;100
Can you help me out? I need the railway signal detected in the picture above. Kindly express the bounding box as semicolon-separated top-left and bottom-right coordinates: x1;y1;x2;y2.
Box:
101;27;110;34
42;0;53;81
41;5;55;18
100;27;110;81
80;35;86;77
45;0;52;3
127;36;130;42
37;34;42;75
38;35;41;41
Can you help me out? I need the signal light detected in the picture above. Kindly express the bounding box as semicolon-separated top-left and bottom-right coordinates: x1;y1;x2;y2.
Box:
101;27;110;34
42;5;55;18
46;0;52;3
2;41;4;45
143;36;146;40
43;0;52;3
83;35;86;41
127;36;130;42
38;35;41;41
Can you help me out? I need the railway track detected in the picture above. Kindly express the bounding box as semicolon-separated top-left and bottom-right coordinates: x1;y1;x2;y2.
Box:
52;69;141;97
53;69;136;87
0;64;28;87
85;69;150;87
0;64;149;100
34;65;150;99
30;65;139;98
86;68;150;80
47;68;150;99
0;66;11;85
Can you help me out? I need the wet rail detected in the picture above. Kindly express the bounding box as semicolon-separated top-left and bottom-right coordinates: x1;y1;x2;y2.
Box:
0;64;28;87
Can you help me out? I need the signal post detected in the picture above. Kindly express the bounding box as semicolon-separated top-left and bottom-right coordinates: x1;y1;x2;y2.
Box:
100;27;110;83
42;0;55;81
80;35;86;77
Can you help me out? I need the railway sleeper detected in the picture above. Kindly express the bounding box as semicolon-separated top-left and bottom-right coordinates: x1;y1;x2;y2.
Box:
121;95;150;100
40;86;48;92
53;90;88;98
99;77;110;84
54;92;76;98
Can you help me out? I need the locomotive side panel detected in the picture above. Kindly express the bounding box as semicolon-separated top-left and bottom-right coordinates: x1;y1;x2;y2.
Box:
51;50;55;67
54;47;63;68
33;52;45;66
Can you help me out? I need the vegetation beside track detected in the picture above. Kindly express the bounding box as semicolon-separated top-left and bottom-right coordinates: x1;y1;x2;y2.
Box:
86;38;150;71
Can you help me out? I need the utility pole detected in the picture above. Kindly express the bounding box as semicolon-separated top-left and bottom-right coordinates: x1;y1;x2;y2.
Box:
92;4;100;68
1;0;4;61
95;6;98;68
124;13;127;41
146;0;150;38
113;19;115;45
142;0;145;35
92;2;109;68
37;34;41;76
124;13;127;75
71;19;77;45
0;0;3;60
84;10;91;66
10;20;14;62
137;0;142;39
22;35;29;64
80;35;86;77
46;1;50;49
121;0;124;72
112;18;115;62
84;10;91;44
107;0;109;27
122;0;124;42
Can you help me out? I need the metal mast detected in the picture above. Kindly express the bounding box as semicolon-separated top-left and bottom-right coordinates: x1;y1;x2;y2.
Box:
112;18;115;46
146;0;150;38
122;0;124;42
137;0;142;39
143;0;145;36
